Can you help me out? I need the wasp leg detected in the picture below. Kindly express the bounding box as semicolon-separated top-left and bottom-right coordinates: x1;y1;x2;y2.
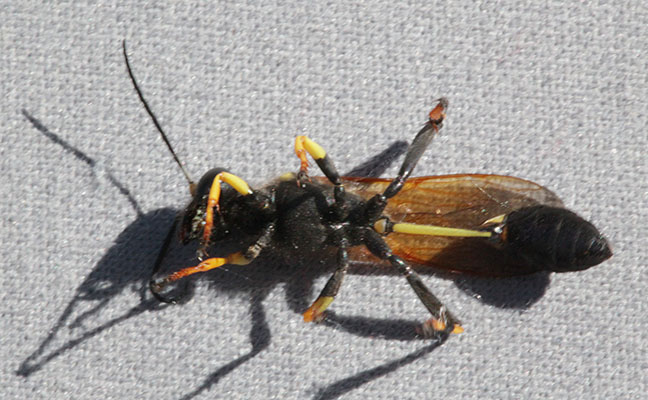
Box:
294;135;345;205
151;223;275;304
365;99;447;221
374;218;491;238
149;214;182;291
200;171;254;255
363;228;462;337
383;98;447;199
303;243;349;323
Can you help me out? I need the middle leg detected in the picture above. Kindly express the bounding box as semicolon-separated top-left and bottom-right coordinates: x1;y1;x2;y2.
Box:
303;241;349;323
294;135;345;206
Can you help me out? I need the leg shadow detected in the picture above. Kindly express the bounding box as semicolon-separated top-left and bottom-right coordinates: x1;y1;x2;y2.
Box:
344;140;409;178
312;340;446;400
16;207;175;376
17;111;168;376
177;290;271;400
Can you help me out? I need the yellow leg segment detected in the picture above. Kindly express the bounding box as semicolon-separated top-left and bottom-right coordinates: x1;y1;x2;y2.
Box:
374;220;491;238
392;222;491;238
294;135;327;175
203;172;253;245
303;296;335;323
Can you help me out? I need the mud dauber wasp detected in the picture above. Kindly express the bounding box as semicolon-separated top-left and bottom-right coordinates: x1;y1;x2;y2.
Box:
123;41;611;339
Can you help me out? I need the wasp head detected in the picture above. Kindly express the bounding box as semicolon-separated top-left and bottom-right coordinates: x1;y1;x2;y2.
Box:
179;168;274;251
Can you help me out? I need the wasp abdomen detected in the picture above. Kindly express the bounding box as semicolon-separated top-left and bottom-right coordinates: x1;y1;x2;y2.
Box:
500;205;611;272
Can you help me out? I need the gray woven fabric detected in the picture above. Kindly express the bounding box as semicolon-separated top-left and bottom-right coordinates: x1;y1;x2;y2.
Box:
2;2;646;399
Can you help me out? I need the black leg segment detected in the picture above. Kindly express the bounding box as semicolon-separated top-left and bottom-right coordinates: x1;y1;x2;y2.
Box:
363;228;462;336
365;99;447;222
303;243;349;322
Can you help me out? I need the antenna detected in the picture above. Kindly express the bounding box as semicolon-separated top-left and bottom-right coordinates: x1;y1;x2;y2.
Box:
122;40;196;195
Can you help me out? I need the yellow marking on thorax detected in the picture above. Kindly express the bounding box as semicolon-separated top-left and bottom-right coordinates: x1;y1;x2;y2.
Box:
279;172;297;181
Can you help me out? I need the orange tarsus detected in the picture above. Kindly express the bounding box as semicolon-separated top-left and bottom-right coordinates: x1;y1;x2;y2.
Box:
294;137;311;173
302;307;317;323
164;257;228;284
303;297;331;322
428;98;448;123
429;318;447;332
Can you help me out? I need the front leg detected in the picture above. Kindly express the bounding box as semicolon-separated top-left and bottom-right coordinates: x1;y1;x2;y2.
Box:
150;223;275;304
200;171;254;256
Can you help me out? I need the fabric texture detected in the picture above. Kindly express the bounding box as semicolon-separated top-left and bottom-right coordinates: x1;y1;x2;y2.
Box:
2;2;646;399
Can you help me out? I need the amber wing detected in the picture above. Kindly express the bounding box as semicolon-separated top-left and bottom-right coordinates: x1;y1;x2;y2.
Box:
342;174;564;276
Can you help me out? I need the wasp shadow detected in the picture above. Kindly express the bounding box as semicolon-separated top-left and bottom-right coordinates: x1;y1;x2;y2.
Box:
17;111;171;377
16;208;176;377
17;111;549;400
311;339;445;400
